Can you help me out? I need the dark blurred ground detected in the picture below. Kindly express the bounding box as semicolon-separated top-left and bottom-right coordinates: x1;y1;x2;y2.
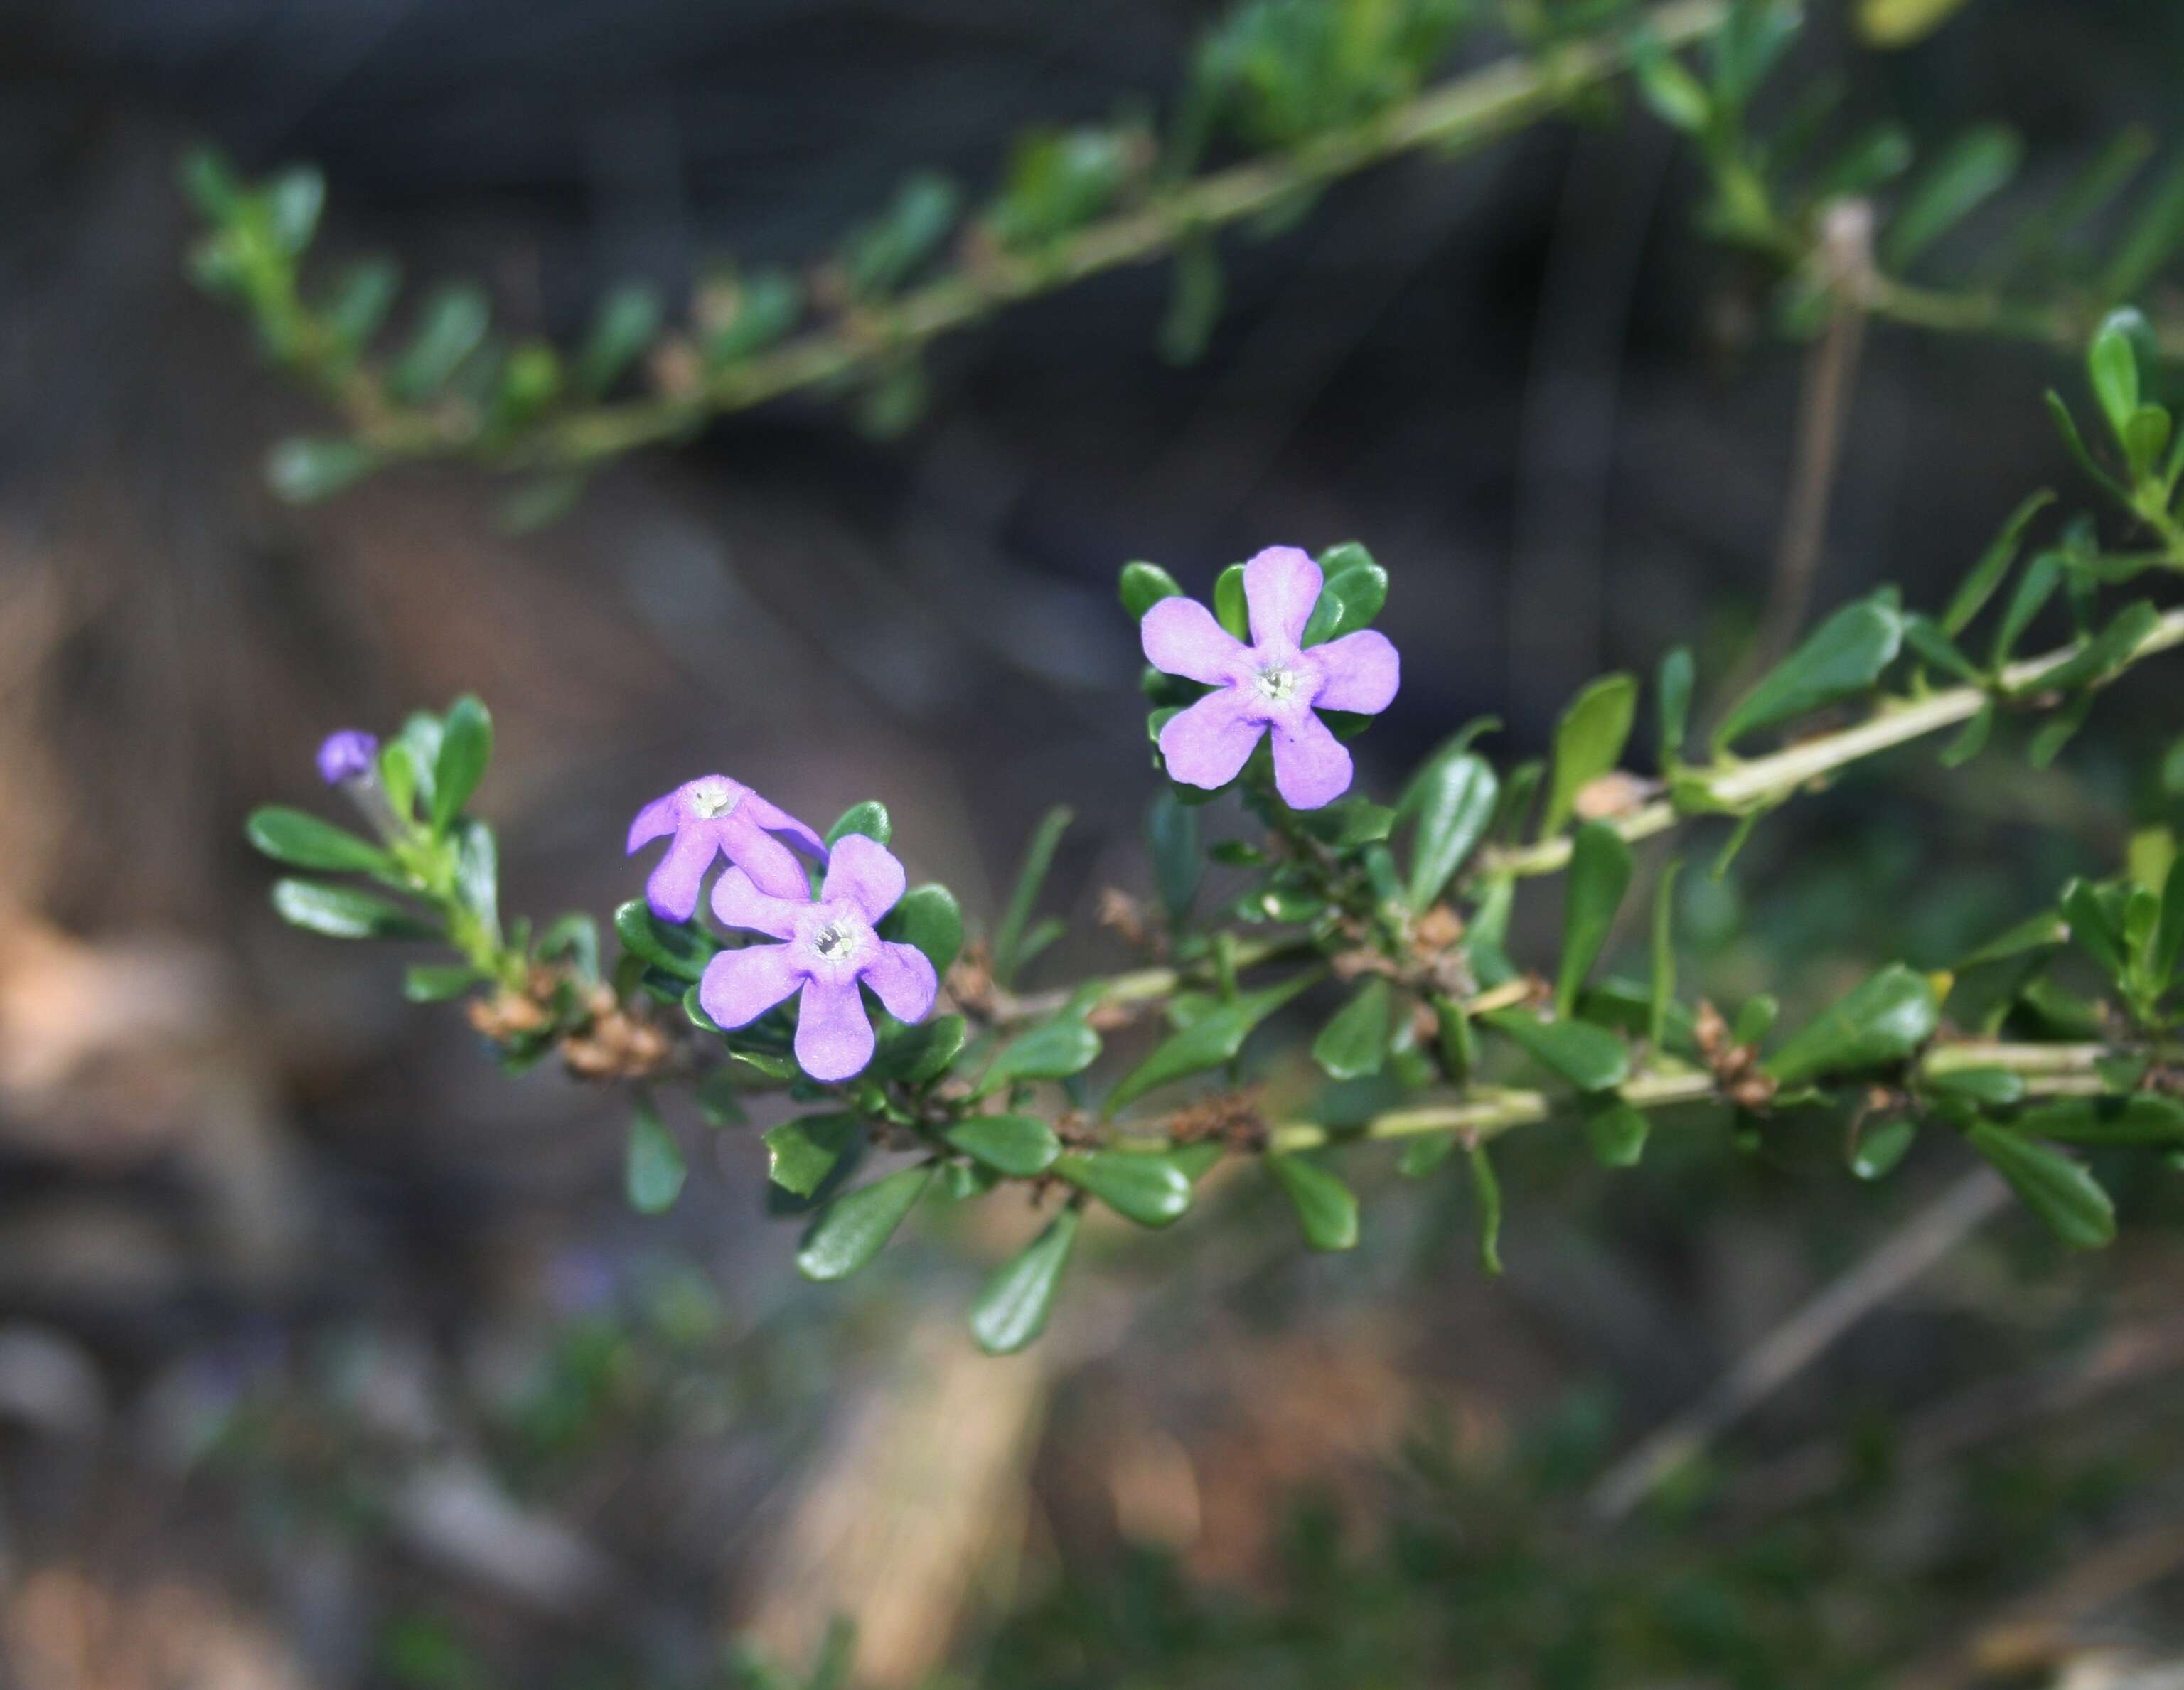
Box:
2;1;2184;1686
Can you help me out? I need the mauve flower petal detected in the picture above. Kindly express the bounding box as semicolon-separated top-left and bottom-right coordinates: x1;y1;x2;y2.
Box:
1270;711;1354;809
1141;597;1246;685
862;940;938;1023
724;815;815;900
646;826;719;922
316;730;379;786
820;833;906;923
710;867;805;938
626;792;682;852
744;793;830;864
1311;629;1400;715
795;977;876;1082
1243;545;1323;648
1158;689;1264;791
697;943;802;1029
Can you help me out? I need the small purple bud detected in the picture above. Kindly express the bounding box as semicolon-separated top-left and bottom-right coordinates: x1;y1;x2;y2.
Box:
316;730;380;787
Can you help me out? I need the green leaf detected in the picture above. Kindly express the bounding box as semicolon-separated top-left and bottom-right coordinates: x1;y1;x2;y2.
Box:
1556;823;1632;1017
796;1165;935;1281
612;899;716;982
1762;963;1939;1086
1923;1066;2025;1108
1634;50;1711;134
946;1114;1063;1177
2060;877;2127;981
1299;557;1388;646
1578;1092;1649;1168
825;801;892;848
534;912;601;982
1169;1142;1225;1183
878;884;963;978
390;282;491;400
2089;307;2143;443
323;257;401;353
2030;599;2159;697
271;879;438;941
267;437;373;503
431;695;492;833
870;1013;968;1085
2155;854;2184;985
2102;149;2184;302
974;1015;1102;1099
454;818;500;942
1398;752;1499;914
1105;970;1320;1112
1966;1124;2114;1249
970;1206;1080;1355
1481;1008;1631;1092
1119;560;1184;619
1880;124;2023;272
1467;1143;1504;1277
1213;562;1250;640
404;963;481;1002
764;1113;865;1197
1311;978;1391;1081
1991;546;2065;665
1054;1151;1190;1226
993;806;1072;983
574;282;663;397
1939;701;1993;769
1900;615;1982;684
1541;673;1637;840
1713;596;1903;753
2013;1093;2184;1145
1852;1115;1917;1180
1266;1155;1359;1251
245;806;391;874
626;1098;686;1214
1657;647;1693;769
1942;489;2055;636
1147;790;1201;921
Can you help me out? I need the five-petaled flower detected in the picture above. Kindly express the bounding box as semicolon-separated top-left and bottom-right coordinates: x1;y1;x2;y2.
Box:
700;834;938;1082
626;775;830;920
316;730;379;786
1140;545;1398;809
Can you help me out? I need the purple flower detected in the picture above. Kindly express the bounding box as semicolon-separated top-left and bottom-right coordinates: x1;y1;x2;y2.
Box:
1140;546;1399;809
316;730;380;786
626;775;829;920
699;834;938;1084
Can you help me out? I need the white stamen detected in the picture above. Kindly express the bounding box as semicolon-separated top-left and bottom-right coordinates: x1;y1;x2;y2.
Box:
812;919;860;961
1254;663;1300;704
689;781;737;819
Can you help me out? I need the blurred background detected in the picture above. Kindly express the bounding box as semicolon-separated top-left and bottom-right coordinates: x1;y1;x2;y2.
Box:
2;0;2184;1684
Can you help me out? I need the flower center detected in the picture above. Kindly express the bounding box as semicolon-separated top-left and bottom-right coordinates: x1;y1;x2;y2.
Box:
1254;663;1302;705
811;918;861;963
689;782;737;820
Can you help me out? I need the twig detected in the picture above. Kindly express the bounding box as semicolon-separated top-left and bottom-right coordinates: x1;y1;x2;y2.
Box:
1584;1167;2012;1521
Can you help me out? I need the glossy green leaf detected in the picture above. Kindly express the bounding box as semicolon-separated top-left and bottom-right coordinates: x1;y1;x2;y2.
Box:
2014;1093;2184;1145
1712;596;1903;754
879;884;963;978
1578;1092;1649;1168
1657;646;1693;769
1299;557;1388;646
1942;489;2055;636
1481;1008;1631;1092
764;1113;864;1197
1852;1115;1917;1180
1556;823;1632;1017
975;1014;1101;1098
1054;1151;1190;1226
454;818;499;941
797;1165;934;1281
2089;308;2143;442
1939;700;1993;768
272;879;438;941
2060;877;2126;981
1901;615;1982;684
1146;790;1201;921
1541;673;1637;840
1214;562;1250;639
2033;599;2159;696
431;695;492;833
391;282;491;400
404;963;481;1002
970;1206;1080;1355
871;1013;967;1085
613;899;716;982
1266;1154;1359;1251
1881;125;2023;272
1119;560;1184;619
825;801;892;848
1762;963;1939;1086
1105;970;1319;1112
626;1097;686;1214
2044;395;2129;503
574;282;662;397
1398;752;1498;914
1311;978;1391;1081
246;806;391;874
1923;1066;2025;1107
1169;1142;1225;1183
1967;1123;2114;1249
1635;50;1710;134
946;1114;1063;1177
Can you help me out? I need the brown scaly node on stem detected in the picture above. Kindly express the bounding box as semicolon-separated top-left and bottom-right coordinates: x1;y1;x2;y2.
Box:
1161;1088;1270;1154
467;969;673;1082
943;943;998;1022
1096;887;1164;958
1573;770;1661;823
1693;999;1779;1111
